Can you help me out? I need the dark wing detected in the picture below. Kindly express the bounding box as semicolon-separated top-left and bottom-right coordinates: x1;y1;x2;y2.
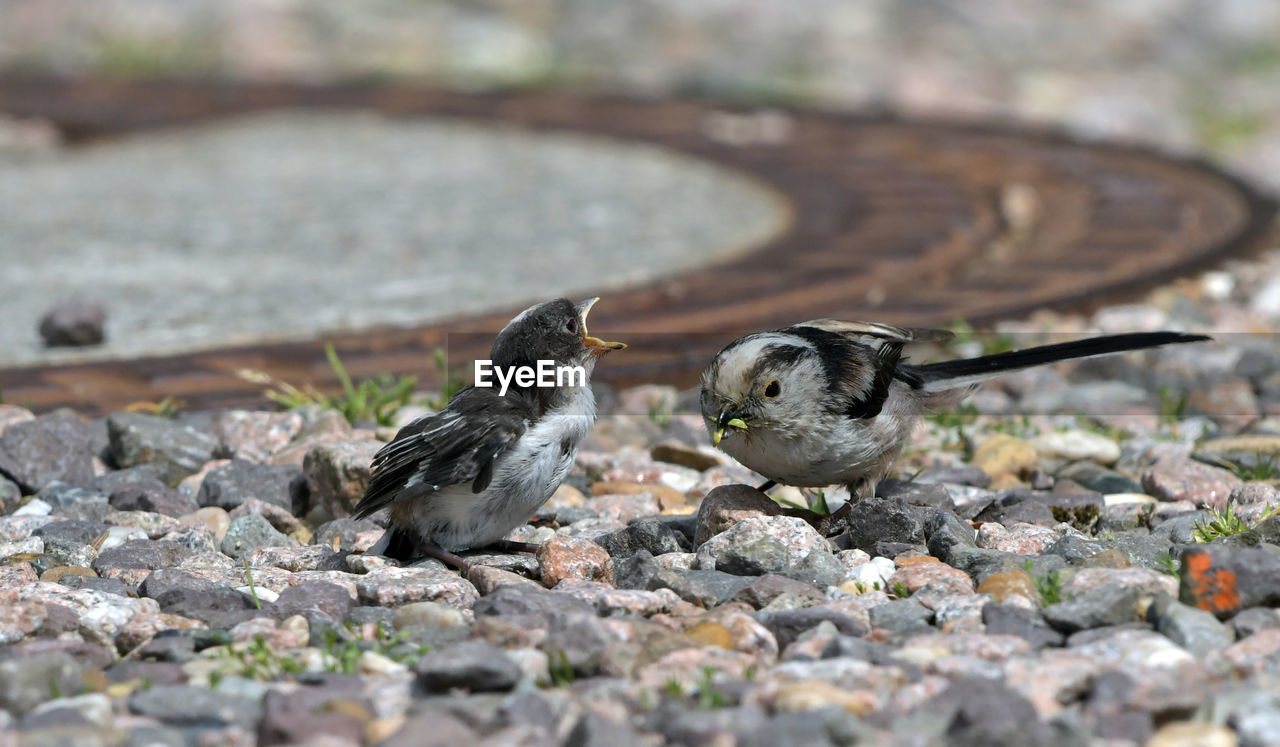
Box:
352;387;531;519
780;320;950;419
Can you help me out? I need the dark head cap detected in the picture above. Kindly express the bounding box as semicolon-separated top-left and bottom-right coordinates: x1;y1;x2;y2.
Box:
490;297;625;371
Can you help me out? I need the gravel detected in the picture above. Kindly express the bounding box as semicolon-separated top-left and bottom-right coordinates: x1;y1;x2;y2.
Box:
2;271;1280;742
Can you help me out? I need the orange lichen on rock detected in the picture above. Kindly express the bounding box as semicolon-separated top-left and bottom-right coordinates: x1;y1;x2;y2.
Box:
1183;550;1241;615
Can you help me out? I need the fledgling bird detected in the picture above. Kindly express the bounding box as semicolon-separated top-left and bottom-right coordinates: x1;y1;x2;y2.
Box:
355;297;624;567
700;319;1209;521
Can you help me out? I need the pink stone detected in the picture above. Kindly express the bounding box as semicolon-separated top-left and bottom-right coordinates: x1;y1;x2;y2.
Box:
536;536;613;587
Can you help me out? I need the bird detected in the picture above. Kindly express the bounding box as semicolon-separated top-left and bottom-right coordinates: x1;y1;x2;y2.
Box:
700;319;1209;523
354;297;624;568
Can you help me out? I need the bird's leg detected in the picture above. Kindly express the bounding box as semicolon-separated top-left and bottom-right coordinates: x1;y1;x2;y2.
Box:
755;480;778;493
819;479;873;535
485;539;541;554
418;543;473;574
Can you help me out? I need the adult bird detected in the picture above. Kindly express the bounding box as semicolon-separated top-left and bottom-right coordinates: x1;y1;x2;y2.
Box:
700;319;1208;524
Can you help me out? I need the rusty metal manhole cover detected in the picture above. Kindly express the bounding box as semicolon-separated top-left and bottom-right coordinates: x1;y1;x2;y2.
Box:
0;79;1273;414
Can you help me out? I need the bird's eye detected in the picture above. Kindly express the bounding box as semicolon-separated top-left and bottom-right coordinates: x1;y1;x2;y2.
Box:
565;317;579;334
764;379;781;398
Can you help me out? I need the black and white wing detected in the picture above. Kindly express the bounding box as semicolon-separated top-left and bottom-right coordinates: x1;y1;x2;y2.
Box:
352;387;531;519
788;319;953;346
777;320;952;419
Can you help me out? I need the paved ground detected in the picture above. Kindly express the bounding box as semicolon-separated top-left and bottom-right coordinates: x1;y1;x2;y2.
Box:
0;111;786;367
0;83;1271;413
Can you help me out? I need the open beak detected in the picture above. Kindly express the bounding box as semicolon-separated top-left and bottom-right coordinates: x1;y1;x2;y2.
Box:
576;297;626;356
712;409;749;446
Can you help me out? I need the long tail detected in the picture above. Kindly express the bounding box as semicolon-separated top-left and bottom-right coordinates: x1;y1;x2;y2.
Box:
906;331;1211;394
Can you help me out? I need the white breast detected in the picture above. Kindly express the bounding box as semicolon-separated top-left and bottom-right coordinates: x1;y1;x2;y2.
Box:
719;381;922;488
412;387;598;550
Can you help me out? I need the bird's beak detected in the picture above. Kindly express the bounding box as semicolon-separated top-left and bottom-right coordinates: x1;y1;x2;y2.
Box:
576;297;626;356
712;409;748;446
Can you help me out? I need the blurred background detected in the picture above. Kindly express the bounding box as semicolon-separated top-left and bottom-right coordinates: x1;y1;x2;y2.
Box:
1;0;1277;412
3;0;1278;184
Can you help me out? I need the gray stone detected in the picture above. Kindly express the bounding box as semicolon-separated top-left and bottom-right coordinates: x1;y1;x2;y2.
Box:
1065;623;1155;647
107;479;198;517
35;482;109;511
869;599;934;633
1146;594;1234;655
0;410;96;493
876;480;955;511
1229;514;1280;547
538;613;618;678
161;586;262;628
1236;709;1280;747
138;568;214;600
694;484;781;546
380;711;477;747
1057;461;1140;494
91;464;171;492
914;466;991;488
0;653;83;716
741;708;871;747
0;474;20;513
973;490;1057;527
728;574;825;609
932;676;1056;746
310;517;383;552
142;570;260;628
981;602;1064;648
134;635;196;663
272;581;352;623
1100;503;1152;533
1151;510;1210;543
258;686;368;746
594;518;688;558
613;550;658;589
946;545;1067;584
647;704;768;747
92;540;189;575
157;527;219;555
1043;585;1143;634
17;707;92;732
471;583;595;618
106;413;216;486
415;639;522;692
129;685;262;729
345;606;396;628
38;301;105;347
301;439;380;519
696;516;833;580
31;519;107;570
568;711;649;747
58;575;132;598
220;514;292;562
923;510;977;563
757;608;870;650
197;459;301;512
839;496;925;554
1045;535;1106;565
647;568;753;607
1232;607;1280;639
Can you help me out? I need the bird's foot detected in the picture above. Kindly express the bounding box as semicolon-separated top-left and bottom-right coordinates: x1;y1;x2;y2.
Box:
418;543;473;574
816;498;857;537
483;540;541;555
